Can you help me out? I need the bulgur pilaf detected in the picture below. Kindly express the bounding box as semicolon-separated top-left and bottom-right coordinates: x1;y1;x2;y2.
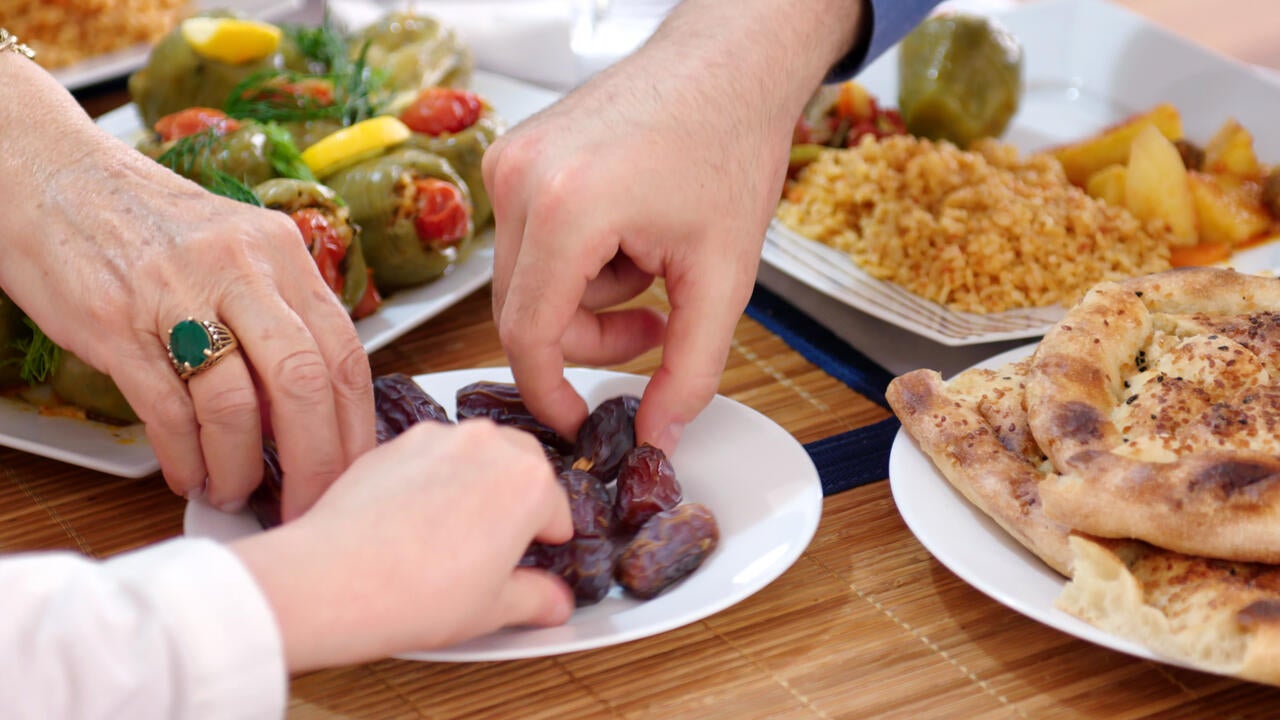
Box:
1;0;187;69
776;135;1174;314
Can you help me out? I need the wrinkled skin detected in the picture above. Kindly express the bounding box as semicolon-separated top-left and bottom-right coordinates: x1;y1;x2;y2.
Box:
3;55;376;520
326;146;475;292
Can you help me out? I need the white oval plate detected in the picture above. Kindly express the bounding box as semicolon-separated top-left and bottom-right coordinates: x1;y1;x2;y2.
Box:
186;367;824;661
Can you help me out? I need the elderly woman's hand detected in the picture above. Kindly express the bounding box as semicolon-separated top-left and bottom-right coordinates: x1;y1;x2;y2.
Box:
0;54;374;519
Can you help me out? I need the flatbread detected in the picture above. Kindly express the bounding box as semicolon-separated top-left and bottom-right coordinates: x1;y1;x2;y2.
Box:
887;360;1072;575
888;337;1280;685
1026;267;1280;563
1060;536;1280;685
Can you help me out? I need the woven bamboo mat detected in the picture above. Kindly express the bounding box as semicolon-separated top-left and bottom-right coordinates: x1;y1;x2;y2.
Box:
5;282;1280;718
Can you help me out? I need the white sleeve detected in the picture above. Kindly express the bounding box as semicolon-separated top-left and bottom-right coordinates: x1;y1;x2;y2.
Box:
0;537;286;720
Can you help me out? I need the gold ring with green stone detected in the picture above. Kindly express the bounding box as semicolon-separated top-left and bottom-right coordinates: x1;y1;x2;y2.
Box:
167;318;239;381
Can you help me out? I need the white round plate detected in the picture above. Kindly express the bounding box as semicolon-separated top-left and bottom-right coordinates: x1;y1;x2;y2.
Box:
889;343;1199;670
186;367;823;661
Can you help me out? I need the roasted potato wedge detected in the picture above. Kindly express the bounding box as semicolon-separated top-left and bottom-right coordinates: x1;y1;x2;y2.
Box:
1125;124;1197;246
1085;164;1126;206
1051;103;1183;186
1204;118;1264;180
1188;171;1272;245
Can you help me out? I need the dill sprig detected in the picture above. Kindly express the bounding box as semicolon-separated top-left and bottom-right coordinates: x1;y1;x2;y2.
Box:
262;123;317;182
13;318;60;385
283;20;349;75
223;39;387;127
206;169;264;206
155;127;268;205
155;128;222;180
223;70;345;124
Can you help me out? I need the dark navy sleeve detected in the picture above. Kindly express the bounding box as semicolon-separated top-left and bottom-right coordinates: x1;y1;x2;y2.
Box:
825;0;944;82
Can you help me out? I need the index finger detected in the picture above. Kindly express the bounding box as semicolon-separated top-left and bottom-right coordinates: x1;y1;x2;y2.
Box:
499;209;616;440
635;249;757;454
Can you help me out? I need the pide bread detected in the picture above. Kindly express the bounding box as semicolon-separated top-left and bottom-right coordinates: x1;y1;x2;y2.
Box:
888;267;1280;684
1027;268;1280;562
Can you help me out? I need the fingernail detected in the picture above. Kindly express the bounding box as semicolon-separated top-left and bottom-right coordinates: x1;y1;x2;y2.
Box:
184;480;208;502
218;499;247;514
655;423;685;455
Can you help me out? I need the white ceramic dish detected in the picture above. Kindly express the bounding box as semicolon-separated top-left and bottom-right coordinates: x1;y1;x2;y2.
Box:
52;0;305;91
764;0;1280;347
888;342;1200;671
0;70;558;477
186;367;824;661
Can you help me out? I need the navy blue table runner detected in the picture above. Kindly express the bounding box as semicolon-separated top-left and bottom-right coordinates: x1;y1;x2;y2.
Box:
744;283;902;496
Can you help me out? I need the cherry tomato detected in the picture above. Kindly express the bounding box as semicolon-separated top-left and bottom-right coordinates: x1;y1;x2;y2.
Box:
399;88;484;136
155;108;242;142
412;178;470;248
247;77;335;106
351;269;383;320
290;208;347;294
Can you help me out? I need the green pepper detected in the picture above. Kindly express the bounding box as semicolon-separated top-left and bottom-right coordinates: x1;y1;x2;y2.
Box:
253;178;377;317
0;292;29;389
128;11;288;130
357;13;473;99
281;118;344;152
142;122;280;188
406;111;503;228
50;352;139;425
326;147;475;293
898;14;1023;148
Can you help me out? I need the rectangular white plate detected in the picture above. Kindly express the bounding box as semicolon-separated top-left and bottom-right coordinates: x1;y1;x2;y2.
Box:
0;69;559;478
764;0;1280;346
51;0;306;91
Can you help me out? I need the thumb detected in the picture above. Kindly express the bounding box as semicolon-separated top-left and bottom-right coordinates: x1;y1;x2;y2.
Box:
495;567;576;629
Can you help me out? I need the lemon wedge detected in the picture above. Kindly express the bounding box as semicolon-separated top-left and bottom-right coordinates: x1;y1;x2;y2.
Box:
302;117;413;178
181;17;283;65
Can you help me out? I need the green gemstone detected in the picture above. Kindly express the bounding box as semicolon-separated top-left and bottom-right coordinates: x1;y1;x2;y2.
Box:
170;320;211;369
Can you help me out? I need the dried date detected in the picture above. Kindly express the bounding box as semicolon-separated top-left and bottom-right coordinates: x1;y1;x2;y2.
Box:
248;442;284;530
374;373;450;443
559;469;613;538
520;537;616;606
572;395;639;482
614;443;682;532
616;503;719;599
456;381;572;453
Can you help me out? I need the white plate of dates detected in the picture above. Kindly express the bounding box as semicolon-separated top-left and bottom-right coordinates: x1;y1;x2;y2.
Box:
184;367;823;661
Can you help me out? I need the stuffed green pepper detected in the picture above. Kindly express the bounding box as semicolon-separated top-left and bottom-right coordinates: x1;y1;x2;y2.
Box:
138;107;312;190
357;13;473;101
128;13;291;129
49;352;139;425
325;147;475;293
253;178;383;319
0;291;30;390
399;87;503;229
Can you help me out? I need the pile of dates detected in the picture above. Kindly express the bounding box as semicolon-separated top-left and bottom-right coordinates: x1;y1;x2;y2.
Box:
250;373;720;603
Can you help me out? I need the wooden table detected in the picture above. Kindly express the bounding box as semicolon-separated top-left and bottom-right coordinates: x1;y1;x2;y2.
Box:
14;1;1279;717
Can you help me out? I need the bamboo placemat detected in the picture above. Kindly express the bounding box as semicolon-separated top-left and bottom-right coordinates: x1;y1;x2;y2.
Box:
5;282;1280;718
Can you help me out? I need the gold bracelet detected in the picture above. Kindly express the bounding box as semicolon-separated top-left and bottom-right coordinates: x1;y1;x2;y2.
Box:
0;29;36;60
